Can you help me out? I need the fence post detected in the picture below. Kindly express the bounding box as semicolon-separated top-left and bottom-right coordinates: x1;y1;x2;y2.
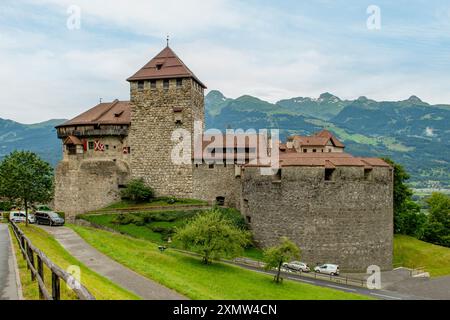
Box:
52;272;61;301
28;245;36;281
21;236;26;260
37;256;44;300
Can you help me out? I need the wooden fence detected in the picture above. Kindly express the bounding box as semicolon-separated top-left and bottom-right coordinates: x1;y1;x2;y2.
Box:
10;221;95;300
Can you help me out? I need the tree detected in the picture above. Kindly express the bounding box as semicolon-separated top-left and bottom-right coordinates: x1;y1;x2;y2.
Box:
263;237;301;284
423;193;450;247
396;199;427;238
382;158;416;234
174;209;251;264
120;179;154;203
0;151;53;226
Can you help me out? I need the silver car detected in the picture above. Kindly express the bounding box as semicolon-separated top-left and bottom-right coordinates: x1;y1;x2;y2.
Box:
9;211;36;224
283;261;311;273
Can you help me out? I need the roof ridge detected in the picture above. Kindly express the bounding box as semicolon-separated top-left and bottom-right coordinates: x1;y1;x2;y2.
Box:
92;99;120;123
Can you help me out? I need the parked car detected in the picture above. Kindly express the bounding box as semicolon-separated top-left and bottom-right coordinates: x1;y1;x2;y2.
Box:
35;211;65;226
9;211;36;224
283;261;311;273
314;264;340;276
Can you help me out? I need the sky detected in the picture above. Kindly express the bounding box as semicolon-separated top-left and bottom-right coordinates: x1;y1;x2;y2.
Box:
1;0;450;123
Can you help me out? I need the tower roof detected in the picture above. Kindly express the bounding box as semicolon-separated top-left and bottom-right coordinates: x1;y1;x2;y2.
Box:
127;46;207;88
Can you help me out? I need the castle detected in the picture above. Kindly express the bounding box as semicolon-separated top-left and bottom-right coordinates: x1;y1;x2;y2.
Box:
54;45;394;271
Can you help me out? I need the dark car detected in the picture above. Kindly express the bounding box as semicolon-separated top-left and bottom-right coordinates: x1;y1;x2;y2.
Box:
35;211;65;226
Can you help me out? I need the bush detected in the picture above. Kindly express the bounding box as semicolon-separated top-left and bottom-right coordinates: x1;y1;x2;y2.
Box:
112;214;134;225
120;179;154;203
214;207;248;230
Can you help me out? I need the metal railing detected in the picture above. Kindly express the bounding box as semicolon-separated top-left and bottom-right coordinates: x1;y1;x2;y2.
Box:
10;221;95;300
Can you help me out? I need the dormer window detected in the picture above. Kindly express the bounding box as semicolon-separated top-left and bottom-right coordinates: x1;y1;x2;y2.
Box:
156;63;163;70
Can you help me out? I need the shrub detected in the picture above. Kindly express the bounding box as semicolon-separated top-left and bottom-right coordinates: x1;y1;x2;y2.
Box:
120;179;154;203
112;214;134;225
214;207;248;230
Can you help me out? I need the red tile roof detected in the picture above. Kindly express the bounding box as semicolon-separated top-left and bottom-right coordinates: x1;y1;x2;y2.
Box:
63;136;83;145
314;130;345;148
289;130;345;148
127;46;207;88
244;150;390;168
56;100;131;128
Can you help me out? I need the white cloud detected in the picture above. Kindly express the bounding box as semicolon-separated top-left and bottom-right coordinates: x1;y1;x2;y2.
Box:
2;0;450;124
27;0;244;36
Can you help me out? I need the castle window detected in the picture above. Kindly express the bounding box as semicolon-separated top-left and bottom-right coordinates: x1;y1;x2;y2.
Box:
67;145;77;155
105;145;109;150
246;216;252;224
209;164;215;169
138;81;145;91
303;149;307;153
163;80;170;90
325;168;335;181
88;141;94;150
216;197;225;206
313;149;317;153
364;168;373;180
150;80;157;89
176;78;183;88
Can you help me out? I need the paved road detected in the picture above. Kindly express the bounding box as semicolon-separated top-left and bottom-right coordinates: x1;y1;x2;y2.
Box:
0;224;19;300
232;263;430;300
37;225;186;300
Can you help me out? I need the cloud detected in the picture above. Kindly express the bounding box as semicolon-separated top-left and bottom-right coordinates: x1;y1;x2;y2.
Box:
1;0;450;124
27;0;244;37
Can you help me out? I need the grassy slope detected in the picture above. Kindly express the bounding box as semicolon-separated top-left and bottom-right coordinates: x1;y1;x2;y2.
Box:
11;225;139;300
394;235;450;277
71;225;370;300
80;213;265;259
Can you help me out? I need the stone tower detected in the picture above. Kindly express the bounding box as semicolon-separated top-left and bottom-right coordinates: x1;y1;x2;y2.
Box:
127;45;206;198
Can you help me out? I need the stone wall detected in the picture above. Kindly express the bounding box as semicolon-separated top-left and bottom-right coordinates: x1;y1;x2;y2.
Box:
193;163;242;208
240;166;394;271
129;78;204;198
54;157;130;220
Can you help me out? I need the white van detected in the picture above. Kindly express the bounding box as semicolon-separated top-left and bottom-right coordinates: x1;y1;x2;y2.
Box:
314;264;340;276
9;211;36;224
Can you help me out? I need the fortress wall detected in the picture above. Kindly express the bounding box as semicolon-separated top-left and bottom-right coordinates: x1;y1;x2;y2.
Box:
241;166;394;271
129;79;204;198
54;158;130;220
193;164;242;208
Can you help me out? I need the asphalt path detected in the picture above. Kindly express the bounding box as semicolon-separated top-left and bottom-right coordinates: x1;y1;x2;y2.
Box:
0;224;19;300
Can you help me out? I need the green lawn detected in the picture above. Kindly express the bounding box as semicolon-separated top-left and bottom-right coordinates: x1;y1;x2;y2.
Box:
394;235;450;277
11;225;139;300
70;225;370;300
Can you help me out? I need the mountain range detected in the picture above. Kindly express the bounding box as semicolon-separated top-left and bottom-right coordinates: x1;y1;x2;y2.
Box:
1;91;449;189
